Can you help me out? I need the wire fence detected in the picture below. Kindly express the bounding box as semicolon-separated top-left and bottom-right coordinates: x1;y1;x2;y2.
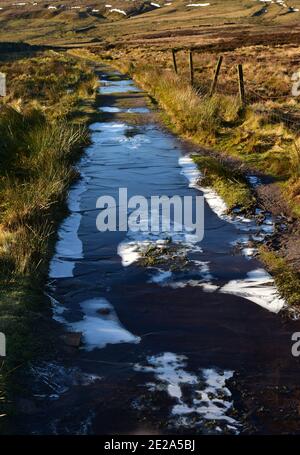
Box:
169;48;300;133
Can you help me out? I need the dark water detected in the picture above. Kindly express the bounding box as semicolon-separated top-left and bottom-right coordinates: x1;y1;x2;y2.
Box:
14;68;300;435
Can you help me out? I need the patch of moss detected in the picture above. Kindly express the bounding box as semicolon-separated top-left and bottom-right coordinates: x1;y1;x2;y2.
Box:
193;155;254;212
139;241;188;270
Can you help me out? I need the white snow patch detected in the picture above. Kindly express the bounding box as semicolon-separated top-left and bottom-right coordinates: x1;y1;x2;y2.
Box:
109;8;127;15
117;202;201;267
118;133;151;150
179;155;273;235
241;247;257;259
179;155;228;219
47;293;68;324
178;154;285;312
134;352;239;432
135;352;197;400
49;212;82;279
187;3;210;6
220;268;285;313
149;268;173;284
99;106;121;113
89;121;127;131
69;298;140;351
167;279;218;292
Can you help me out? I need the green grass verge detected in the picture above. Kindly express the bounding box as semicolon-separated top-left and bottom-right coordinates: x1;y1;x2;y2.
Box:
0;51;98;425
259;247;300;308
192;155;254;212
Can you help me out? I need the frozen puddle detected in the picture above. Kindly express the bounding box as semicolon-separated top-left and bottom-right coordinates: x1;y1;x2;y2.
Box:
40;69;291;434
116;169;204;269
134;353;240;434
176;154;285;313
117;215;284;313
90;121;151;150
151;258;285;313
150;269;284;312
148;268;173;284
51;297;140;351
31;361;101;400
117;190;284;313
118;236;175;267
100;106;150;113
100;79;141;94
49;153;90;279
99;106;121;113
49;213;82;279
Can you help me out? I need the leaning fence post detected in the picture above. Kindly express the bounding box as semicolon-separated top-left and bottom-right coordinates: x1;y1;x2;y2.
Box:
237;64;246;106
189;50;194;86
172;49;178;74
209;55;223;96
0;73;6;97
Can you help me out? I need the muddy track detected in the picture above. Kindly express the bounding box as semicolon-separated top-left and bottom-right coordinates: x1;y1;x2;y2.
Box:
7;66;300;435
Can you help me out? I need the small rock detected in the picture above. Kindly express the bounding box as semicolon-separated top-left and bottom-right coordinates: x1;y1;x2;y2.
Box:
97;307;111;316
60;332;82;348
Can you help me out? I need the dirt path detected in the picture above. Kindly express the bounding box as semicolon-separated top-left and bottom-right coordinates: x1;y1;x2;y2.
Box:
7;66;300;435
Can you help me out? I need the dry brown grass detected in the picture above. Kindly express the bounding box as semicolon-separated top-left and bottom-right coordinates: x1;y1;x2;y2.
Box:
92;42;300;214
1;0;300;47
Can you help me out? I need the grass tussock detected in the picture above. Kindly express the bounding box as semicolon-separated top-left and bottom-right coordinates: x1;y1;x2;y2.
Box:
133;67;240;143
290;139;300;179
0;105;88;275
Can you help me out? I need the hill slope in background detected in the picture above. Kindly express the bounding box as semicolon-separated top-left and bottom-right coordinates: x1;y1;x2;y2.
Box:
0;0;300;46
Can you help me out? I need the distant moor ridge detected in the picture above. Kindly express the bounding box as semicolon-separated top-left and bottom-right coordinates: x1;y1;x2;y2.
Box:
0;0;300;22
1;0;300;46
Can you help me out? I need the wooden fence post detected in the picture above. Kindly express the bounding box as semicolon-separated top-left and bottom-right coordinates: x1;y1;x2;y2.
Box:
209;55;223;96
237;64;246;106
172;49;178;74
0;73;6;97
189;50;194;86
